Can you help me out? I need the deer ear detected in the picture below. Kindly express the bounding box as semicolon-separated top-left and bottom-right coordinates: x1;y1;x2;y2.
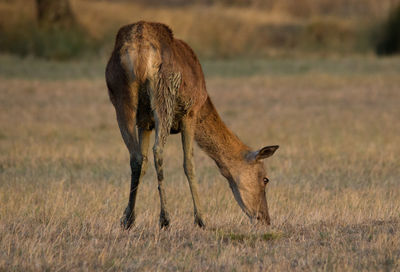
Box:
247;145;279;162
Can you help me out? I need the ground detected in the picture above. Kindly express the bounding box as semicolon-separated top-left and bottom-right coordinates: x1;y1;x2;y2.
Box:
0;55;399;270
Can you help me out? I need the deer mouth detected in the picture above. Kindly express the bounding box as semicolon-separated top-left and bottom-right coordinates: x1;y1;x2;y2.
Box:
227;179;261;221
253;211;271;225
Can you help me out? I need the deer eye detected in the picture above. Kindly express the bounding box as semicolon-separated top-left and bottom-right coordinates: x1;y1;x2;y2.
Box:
263;177;269;185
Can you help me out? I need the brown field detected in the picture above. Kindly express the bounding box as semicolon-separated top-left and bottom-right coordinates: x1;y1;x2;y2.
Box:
0;55;400;270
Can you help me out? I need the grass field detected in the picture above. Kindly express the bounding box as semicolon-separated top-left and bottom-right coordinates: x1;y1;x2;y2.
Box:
0;55;399;270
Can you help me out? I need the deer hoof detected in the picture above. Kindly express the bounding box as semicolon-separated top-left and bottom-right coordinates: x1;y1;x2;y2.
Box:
120;207;134;230
195;217;206;228
159;214;170;229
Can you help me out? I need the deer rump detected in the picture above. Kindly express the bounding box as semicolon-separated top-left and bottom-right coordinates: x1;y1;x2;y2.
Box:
106;22;208;136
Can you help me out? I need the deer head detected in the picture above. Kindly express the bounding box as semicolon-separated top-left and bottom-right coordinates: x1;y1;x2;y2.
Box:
224;145;279;225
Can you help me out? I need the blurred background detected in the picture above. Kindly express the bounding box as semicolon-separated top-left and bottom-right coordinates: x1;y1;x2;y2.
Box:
1;0;400;60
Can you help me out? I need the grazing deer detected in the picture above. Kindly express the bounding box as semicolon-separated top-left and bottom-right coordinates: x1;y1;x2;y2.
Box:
106;21;279;229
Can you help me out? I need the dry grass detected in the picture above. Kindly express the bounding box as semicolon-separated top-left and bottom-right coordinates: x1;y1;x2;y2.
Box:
0;56;400;270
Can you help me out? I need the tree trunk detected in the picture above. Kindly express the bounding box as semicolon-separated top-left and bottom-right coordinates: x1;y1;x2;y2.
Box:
36;0;76;27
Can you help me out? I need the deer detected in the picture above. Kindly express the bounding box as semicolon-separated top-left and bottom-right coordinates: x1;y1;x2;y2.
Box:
105;21;279;230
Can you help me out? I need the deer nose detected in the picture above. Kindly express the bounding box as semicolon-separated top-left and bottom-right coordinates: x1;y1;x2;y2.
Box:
255;213;270;225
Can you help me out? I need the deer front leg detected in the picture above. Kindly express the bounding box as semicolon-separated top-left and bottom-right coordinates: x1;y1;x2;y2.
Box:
121;128;151;229
150;72;179;228
181;116;205;228
153;120;171;229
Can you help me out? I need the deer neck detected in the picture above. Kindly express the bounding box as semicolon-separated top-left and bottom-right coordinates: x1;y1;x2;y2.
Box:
194;96;250;177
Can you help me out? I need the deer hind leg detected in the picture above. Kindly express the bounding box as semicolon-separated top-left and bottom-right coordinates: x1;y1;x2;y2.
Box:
120;127;151;230
181;116;205;228
109;79;147;230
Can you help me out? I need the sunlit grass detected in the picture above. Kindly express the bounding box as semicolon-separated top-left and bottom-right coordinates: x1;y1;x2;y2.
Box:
0;57;399;270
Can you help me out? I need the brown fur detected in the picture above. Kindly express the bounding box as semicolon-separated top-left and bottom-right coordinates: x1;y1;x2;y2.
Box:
105;21;279;229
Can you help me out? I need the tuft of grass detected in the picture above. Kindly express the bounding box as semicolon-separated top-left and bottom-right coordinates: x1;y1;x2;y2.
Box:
214;229;283;244
261;232;283;241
